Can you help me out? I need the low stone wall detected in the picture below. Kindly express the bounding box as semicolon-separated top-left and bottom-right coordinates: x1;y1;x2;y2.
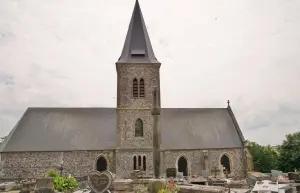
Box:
112;178;226;193
178;185;225;193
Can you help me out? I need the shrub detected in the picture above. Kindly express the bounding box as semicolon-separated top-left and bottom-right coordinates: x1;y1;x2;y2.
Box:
53;176;79;192
46;170;79;192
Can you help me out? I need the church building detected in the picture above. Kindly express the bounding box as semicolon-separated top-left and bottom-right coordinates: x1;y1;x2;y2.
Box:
0;0;251;180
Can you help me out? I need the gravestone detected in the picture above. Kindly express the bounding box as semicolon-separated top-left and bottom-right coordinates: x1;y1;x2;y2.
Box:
271;170;283;178
219;165;225;179
166;168;177;178
87;171;114;193
211;166;220;178
34;177;54;193
177;172;183;179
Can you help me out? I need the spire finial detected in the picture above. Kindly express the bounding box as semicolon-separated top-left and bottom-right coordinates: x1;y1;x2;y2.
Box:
227;100;230;107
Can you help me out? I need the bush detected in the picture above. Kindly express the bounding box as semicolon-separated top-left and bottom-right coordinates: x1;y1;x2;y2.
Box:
53;176;79;192
158;179;180;193
46;170;79;192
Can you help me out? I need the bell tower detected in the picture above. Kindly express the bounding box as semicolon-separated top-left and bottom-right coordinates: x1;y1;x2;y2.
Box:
115;0;161;177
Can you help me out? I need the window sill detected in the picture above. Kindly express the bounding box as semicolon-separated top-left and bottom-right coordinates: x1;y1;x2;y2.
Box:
135;137;145;140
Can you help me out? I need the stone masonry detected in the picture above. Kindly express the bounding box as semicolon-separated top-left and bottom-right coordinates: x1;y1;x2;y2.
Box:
163;148;245;178
1;151;115;178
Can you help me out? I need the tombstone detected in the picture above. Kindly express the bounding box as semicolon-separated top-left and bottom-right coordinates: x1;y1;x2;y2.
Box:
20;181;36;193
166;168;177;178
201;170;210;178
218;165;225;179
211;166;220;178
34;177;54;193
0;182;17;191
177;172;183;180
87;170;114;193
271;170;283;178
224;169;229;179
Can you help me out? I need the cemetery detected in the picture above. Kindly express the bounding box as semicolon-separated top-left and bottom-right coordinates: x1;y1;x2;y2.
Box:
1;166;300;193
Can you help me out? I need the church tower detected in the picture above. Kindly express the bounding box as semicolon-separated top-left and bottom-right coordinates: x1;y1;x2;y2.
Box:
115;0;161;177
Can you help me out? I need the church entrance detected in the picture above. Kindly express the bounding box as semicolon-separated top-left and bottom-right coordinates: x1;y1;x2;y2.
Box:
177;156;188;176
220;154;231;174
96;156;107;172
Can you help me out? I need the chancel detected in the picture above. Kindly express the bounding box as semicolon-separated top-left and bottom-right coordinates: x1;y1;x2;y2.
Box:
0;0;252;179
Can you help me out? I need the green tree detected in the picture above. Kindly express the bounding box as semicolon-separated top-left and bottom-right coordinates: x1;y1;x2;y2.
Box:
277;132;300;172
247;141;279;173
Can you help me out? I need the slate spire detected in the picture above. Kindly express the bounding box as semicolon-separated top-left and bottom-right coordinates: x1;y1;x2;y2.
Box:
117;0;159;64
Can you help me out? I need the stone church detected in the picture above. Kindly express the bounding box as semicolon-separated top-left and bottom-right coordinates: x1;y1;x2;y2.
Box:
0;0;251;180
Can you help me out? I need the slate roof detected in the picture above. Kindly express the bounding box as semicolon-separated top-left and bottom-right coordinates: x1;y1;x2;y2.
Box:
117;0;160;64
161;108;244;149
0;108;116;152
0;107;244;152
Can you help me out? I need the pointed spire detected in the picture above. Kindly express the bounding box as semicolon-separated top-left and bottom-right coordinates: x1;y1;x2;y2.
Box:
117;0;160;64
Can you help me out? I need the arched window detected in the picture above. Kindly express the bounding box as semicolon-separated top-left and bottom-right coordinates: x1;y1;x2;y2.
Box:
135;118;143;137
143;156;146;171
139;78;145;98
133;156;137;170
133;78;138;98
138;155;142;170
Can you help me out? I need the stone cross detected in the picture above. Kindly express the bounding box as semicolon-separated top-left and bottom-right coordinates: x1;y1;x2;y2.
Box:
219;165;225;178
211;166;220;178
225;169;229;178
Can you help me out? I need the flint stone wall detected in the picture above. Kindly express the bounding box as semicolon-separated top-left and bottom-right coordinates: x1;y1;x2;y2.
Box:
1;148;245;180
0;151;115;179
163;148;245;177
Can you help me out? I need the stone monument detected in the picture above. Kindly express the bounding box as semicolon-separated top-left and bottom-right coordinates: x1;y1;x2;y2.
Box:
217;165;226;179
34;177;54;193
87;171;114;193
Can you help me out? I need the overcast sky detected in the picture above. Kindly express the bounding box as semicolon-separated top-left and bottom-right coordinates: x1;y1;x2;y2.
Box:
0;0;299;145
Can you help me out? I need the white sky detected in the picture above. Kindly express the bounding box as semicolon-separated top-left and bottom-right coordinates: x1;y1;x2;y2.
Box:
0;0;300;145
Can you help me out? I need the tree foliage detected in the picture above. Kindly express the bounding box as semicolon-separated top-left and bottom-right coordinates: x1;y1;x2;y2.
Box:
247;141;279;173
277;132;300;172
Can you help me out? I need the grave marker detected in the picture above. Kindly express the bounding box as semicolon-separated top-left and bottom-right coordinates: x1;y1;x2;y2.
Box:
211;166;220;178
87;171;114;193
166;168;177;178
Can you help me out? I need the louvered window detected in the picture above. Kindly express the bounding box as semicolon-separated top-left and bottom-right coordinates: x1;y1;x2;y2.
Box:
139;78;145;98
133;78;138;98
133;156;137;170
138;155;142;170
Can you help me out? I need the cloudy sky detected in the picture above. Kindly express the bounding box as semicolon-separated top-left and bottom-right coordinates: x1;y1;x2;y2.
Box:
0;0;299;145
